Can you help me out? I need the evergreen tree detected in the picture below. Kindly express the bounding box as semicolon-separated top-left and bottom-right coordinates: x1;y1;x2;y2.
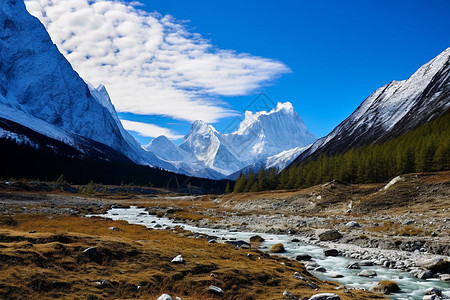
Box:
224;182;231;194
244;171;256;192
233;173;247;193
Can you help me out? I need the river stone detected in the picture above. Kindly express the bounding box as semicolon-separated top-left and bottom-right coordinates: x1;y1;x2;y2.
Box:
171;255;184;264
425;287;442;296
360;260;373;266
296;254;312;261
109;226;119;231
439;274;450;281
226;240;251;249
346;262;360;269
419;257;450;273
208;285;224;296
317;229;343;241
314;266;326;272
157;294;172;300
423;295;441;300
369;281;400;294
269;243;286;253
324;249;339;256
309;293;341;300
415;269;433;279
331;274;344;278
346;221;361;228
357;270;377;277
249;235;265;243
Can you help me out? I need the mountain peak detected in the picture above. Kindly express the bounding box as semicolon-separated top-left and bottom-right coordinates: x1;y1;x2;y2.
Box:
275;101;294;113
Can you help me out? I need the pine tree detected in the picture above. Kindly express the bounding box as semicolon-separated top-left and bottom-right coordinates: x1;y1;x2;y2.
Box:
244;171;256;192
233;173;247;193
224;182;231;194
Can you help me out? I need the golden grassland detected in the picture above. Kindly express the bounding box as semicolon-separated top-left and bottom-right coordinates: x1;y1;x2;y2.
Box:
0;214;385;300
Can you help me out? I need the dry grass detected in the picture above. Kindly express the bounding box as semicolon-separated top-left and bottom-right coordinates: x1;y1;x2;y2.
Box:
0;214;385;300
368;221;430;237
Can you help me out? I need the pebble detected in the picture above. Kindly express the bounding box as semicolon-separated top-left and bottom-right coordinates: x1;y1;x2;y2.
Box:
324;249;339;257
357;270;377;277
346;262;360;269
283;290;295;298
208;285;224;295
309;293;341;300
157;294;172;300
293;272;307;281
171;255;184;264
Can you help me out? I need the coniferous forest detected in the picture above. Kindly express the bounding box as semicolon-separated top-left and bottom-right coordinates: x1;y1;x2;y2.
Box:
233;112;450;193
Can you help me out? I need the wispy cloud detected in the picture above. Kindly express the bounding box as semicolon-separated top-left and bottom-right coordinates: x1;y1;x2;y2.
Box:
24;0;289;143
121;120;183;140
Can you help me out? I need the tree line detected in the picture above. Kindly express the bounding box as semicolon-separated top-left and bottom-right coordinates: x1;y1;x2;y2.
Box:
233;112;450;193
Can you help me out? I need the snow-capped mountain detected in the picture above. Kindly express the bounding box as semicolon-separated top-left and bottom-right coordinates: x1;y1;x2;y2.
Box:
291;47;450;165
177;102;316;176
0;0;184;174
0;1;134;157
0;0;316;181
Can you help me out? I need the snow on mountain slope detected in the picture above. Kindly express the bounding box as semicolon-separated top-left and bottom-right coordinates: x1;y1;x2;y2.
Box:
178;102;316;176
144;135;225;179
223;102;316;163
0;1;130;153
145;135;191;162
0;0;182;173
227;144;310;180
291;47;450;165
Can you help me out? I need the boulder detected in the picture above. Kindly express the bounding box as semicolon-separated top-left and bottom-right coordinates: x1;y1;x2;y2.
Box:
317;230;343;241
370;280;400;294
314;266;326;272
439;274;450;281
425;287;442;297
249;235;265;243
226;240;251;249
324;249;339;257
419;258;450;273
345;221;361;228
415;269;433;279
309;293;341;300
357;270;377;277
296;254;312;261
360;260;373;266
269;243;286;253
423;295;441;300
157;294;172;300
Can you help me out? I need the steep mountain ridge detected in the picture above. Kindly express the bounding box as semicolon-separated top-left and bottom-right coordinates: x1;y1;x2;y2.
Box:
0;0;184;175
292;47;450;164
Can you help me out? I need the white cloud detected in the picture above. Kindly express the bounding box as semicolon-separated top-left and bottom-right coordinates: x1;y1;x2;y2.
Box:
121;119;183;140
24;0;289;125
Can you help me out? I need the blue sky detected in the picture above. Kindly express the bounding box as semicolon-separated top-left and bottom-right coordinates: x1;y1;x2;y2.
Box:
26;0;450;145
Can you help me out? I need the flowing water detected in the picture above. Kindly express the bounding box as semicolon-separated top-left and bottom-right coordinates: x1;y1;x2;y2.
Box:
96;206;450;300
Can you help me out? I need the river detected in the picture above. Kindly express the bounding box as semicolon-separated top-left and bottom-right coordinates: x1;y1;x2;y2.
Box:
95;206;450;300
